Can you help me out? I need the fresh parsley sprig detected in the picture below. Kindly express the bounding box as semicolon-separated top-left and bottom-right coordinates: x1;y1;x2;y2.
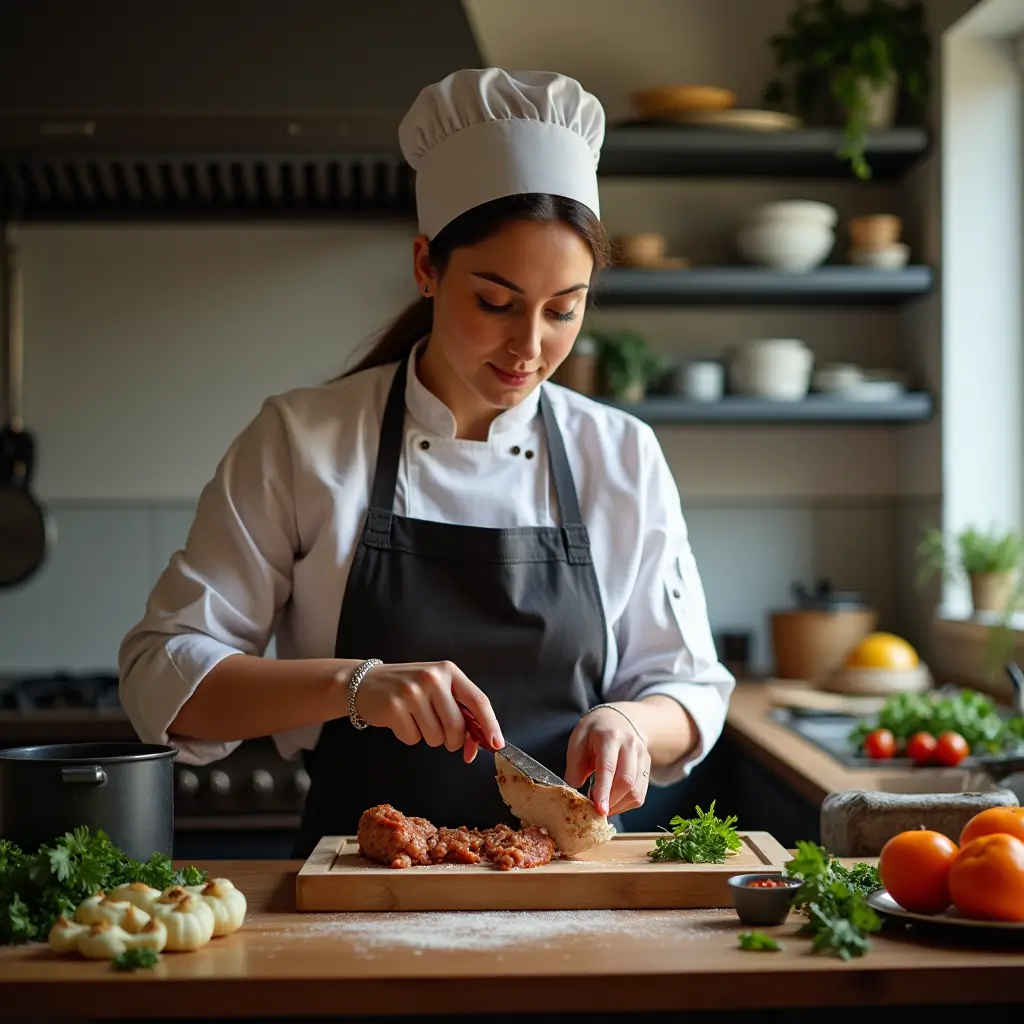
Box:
783;840;882;961
0;827;207;946
738;930;783;951
111;947;160;971
649;801;742;864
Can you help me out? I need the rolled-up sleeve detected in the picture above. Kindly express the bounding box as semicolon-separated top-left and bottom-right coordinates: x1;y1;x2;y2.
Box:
604;427;735;786
118;399;299;765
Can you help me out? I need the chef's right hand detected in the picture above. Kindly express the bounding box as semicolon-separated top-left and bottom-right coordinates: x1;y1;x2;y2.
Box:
352;661;503;763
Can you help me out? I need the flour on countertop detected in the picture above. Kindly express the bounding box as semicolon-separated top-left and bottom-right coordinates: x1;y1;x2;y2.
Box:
272;909;734;953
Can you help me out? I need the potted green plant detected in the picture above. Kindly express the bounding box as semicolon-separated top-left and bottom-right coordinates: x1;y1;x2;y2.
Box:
590;329;664;402
762;0;931;179
917;523;1024;615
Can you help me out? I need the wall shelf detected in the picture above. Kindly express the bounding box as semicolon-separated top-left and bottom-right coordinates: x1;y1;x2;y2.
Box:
599;125;931;179
591;265;934;307
598;392;934;425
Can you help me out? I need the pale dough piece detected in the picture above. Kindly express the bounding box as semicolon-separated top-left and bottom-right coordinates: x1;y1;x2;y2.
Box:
149;888;216;951
494;752;617;857
74;893;134;927
107;881;162;912
184;878;247;936
48;915;90;954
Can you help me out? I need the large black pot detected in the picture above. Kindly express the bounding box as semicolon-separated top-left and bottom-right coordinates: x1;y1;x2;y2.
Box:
0;742;176;861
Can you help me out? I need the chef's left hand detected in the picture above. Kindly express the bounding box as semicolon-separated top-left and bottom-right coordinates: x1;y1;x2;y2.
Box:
564;707;651;817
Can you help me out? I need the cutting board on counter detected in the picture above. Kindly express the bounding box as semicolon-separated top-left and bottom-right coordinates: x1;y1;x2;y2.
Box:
295;831;791;911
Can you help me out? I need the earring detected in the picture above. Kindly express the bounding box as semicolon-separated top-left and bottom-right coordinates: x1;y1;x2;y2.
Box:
422;284;430;295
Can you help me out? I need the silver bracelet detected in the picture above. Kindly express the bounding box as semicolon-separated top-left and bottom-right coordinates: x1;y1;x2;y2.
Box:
587;702;645;743
347;658;383;730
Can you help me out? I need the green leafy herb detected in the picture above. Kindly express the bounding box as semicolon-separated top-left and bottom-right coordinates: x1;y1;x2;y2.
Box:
849;688;1022;756
737;930;783;951
782;841;882;961
111;946;159;971
649;801;742;864
0;827;207;946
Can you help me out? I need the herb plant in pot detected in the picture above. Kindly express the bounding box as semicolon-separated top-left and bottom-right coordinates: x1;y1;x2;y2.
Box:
591;329;665;403
762;0;931;179
917;523;1024;616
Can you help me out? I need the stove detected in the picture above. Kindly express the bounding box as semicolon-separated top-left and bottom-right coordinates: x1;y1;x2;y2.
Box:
0;671;308;858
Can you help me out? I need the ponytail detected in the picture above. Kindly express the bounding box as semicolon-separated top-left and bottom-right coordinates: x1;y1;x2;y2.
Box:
336;296;432;380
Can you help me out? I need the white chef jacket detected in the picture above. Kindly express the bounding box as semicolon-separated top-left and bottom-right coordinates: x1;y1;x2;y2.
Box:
118;343;735;786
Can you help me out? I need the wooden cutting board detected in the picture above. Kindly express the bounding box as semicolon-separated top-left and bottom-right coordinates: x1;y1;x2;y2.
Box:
295;831;791;912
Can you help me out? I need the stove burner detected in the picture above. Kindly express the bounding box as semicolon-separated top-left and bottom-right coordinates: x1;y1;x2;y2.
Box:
0;672;122;713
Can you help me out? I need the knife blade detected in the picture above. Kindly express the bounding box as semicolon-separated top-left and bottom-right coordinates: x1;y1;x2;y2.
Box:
495;741;569;789
458;702;568;788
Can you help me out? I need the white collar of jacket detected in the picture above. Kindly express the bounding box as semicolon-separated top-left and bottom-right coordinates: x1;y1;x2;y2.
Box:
403;338;543;441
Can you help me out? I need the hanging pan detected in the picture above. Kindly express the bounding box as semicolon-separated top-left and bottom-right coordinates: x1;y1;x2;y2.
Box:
0;228;53;587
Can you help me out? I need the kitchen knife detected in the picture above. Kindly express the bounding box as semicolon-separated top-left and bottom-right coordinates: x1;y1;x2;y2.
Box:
459;702;569;788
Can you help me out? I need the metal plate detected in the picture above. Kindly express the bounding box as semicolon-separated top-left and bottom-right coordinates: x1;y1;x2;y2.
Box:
867;889;1024;931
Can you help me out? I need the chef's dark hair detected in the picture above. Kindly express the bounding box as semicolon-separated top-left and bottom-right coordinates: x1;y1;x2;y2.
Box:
339;193;609;378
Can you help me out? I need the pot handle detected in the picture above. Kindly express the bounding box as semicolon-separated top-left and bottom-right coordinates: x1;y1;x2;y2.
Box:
61;765;107;785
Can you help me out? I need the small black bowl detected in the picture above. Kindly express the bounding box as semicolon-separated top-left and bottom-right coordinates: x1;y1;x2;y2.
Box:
727;873;802;926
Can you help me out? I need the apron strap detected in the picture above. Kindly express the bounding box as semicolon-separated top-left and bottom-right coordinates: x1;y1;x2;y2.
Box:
367;353;591;563
539;389;591;565
367;355;411;516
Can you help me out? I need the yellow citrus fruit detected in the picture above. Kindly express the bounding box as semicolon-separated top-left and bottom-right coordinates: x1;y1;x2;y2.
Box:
844;632;919;670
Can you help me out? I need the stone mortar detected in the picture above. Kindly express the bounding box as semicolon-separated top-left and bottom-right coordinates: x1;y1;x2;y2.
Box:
820;787;1020;857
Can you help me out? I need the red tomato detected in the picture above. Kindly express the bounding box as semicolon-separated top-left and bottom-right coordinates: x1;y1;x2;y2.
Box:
879;828;959;914
934;731;970;767
905;731;938;765
864;728;897;760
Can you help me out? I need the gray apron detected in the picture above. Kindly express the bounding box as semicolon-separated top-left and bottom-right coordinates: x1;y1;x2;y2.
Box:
293;355;609;857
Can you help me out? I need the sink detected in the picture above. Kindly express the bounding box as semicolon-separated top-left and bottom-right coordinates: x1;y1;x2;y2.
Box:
770;707;1024;801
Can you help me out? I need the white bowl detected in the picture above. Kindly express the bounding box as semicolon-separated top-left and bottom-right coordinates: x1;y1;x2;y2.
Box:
849;242;910;268
823;664;932;697
813;362;864;394
751;200;839;230
730;338;813;401
737;222;835;272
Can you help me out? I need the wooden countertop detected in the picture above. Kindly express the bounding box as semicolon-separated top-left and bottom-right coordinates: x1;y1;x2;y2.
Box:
725;681;953;806
1;859;1023;1018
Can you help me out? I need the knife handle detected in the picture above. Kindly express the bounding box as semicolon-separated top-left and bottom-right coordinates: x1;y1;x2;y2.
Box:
458;702;497;752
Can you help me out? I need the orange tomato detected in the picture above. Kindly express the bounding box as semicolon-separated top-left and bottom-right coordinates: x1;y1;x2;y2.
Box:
959;806;1024;848
948;833;1024;922
879;828;958;914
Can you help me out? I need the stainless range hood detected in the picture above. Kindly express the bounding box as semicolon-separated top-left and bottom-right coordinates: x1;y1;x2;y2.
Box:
0;0;485;218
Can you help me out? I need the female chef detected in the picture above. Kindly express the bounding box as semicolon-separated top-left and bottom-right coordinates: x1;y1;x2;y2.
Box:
118;68;735;857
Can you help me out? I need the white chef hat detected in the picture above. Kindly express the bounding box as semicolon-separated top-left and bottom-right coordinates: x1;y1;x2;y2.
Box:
399;68;605;240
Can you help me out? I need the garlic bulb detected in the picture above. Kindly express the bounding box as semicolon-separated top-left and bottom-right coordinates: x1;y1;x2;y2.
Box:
74;892;134;927
77;921;132;960
48;915;90;954
187;878;247;936
107;881;162;912
129;917;167;953
150;888;215;951
118;905;153;935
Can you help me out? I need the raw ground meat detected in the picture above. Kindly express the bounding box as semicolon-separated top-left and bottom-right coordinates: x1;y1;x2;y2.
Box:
356;804;438;869
357;804;555;871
